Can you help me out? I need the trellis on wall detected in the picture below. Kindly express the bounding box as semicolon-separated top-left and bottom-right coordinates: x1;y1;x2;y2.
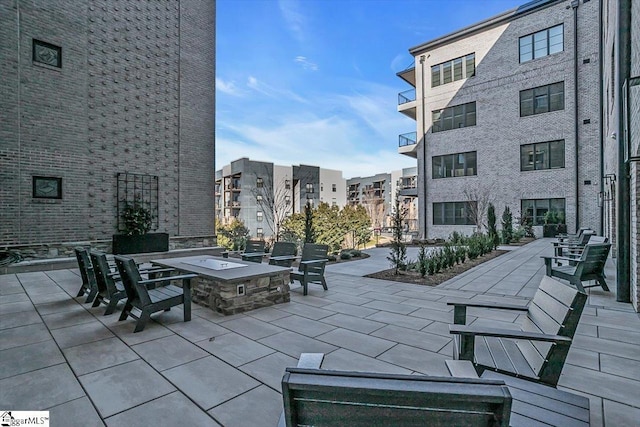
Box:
116;173;159;233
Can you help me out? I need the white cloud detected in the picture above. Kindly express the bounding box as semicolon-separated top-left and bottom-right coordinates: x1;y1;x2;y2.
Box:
216;77;242;96
278;0;306;42
294;56;318;71
246;75;308;104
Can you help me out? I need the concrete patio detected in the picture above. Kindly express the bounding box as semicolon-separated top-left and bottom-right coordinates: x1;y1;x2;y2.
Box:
1;238;638;426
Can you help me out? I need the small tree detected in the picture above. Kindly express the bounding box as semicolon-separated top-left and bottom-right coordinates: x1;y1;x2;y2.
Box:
215;218;250;250
487;203;499;249
304;201;315;243
501;206;513;244
387;192;407;274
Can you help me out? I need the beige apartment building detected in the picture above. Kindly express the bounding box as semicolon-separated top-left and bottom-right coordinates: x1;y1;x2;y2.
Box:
397;0;600;239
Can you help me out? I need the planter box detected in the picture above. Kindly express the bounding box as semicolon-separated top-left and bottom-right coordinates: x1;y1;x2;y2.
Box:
543;224;567;238
112;233;169;255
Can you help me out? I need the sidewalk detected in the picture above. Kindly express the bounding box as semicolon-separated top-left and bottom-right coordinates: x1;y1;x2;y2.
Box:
1;238;638;426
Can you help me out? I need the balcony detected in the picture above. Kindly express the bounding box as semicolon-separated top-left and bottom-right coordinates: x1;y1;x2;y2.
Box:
396;65;415;87
397;89;416;120
398;131;417;158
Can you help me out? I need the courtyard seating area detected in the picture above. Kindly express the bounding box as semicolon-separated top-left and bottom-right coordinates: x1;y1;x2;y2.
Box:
0;238;639;426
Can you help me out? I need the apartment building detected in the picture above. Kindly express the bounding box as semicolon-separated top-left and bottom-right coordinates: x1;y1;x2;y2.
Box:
397;0;600;239
347;168;419;231
1;1;216;257
216;158;346;239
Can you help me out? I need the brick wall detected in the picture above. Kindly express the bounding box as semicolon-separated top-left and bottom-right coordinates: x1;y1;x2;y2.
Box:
0;0;215;246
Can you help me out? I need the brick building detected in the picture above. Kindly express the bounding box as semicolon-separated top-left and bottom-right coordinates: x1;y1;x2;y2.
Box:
0;0;216;257
397;0;600;239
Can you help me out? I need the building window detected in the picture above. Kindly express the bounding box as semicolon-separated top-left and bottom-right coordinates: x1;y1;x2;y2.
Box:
521;198;565;225
520;82;564;117
256;194;263;202
33;176;62;199
520;140;565;171
285;180;291;189
432;102;476;133
285;195;291;204
256;228;264;238
33;39;61;68
256;177;263;188
519;24;563;63
433;201;476;225
305;183;314;193
431;53;475;87
257;211;263;221
432;151;477;179
332;183;336;192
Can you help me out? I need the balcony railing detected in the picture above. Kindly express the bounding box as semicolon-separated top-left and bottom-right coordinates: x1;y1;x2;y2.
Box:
398;89;416;105
398;132;417;147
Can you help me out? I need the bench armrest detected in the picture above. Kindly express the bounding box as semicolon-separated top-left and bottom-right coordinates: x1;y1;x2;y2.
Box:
541;255;579;263
270;255;299;261
299;259;328;265
449;324;572;343
447;299;529;311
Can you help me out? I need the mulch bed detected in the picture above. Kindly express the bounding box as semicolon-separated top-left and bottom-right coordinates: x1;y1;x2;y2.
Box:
365;249;509;286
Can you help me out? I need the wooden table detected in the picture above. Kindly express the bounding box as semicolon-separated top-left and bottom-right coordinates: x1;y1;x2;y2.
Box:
151;255;291;315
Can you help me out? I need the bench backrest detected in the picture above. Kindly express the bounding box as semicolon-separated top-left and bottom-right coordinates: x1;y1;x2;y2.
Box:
271;242;297;258
300;243;329;276
89;251;118;296
74;247;96;289
244;240;265;254
282;368;512;427
114;255;148;305
576;243;611;278
518;276;587;383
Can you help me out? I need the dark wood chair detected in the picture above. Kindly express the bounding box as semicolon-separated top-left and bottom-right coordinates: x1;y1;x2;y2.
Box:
448;276;587;387
552;230;596;259
114;255;196;332
543;243;611;292
290;243;329;296
279;354;512;427
89;251;128;315
241;239;266;263
555;227;591;243
268;242;298;268
74;247;99;303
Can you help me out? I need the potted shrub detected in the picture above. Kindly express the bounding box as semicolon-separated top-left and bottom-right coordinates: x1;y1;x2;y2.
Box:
112;201;169;254
542;210;567;238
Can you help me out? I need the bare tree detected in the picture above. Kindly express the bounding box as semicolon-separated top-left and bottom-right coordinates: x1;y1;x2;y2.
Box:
463;186;494;232
361;186;388;229
250;172;293;242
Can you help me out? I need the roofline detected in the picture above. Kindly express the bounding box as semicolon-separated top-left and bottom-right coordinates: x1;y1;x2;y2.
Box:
409;0;565;55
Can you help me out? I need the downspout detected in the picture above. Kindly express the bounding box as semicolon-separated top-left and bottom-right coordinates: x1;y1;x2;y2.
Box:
598;0;604;235
572;0;580;230
616;0;631;302
17;2;22;239
419;55;427;239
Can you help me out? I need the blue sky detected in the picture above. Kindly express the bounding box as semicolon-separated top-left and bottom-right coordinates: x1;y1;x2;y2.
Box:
216;0;525;178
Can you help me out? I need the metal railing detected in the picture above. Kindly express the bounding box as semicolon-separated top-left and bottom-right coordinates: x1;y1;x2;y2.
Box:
398;132;417;147
398;89;416;105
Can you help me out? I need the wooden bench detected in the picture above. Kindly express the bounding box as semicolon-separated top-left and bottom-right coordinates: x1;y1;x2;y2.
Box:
448;276;587;387
114;255;197;333
268;242;298;268
290;243;329;295
543;243;611;292
446;360;590;427
279;354;512;427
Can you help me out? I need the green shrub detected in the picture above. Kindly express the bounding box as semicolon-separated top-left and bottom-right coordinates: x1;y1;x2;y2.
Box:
417;246;428;277
327;255;337;262
350;249;362;257
340;251;352;260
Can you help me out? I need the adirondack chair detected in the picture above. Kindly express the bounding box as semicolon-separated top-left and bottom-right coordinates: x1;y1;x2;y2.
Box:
74;248;99;303
114;255;197;332
279;354;512;427
290;243;329;295
555;227;591;242
88;251;128;315
268;242;298;268
241;240;266;263
543;243;611;292
559;235;608;260
448;276;587;386
552;229;595;258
